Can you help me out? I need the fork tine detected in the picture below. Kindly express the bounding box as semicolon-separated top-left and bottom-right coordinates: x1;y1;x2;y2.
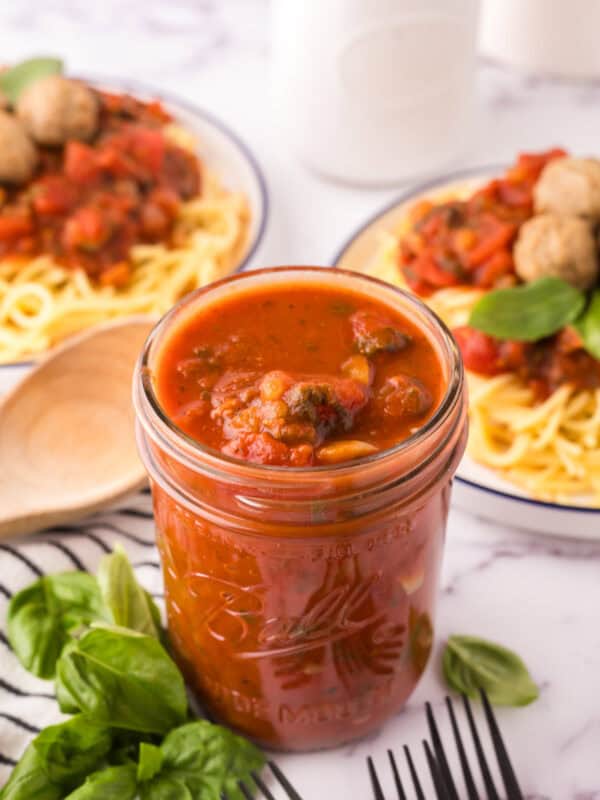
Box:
387;749;408;800
367;756;386;800
426;701;460;799
404;745;425;800
423;740;450;800
237;780;255;800
480;690;524;800
251;770;277;800
462;694;501;800
446;696;480;800
268;761;304;800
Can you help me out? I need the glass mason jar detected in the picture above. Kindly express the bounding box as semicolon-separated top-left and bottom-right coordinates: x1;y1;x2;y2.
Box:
133;267;467;752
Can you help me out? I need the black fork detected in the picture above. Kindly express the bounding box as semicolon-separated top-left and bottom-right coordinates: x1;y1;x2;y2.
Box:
368;690;524;800
221;760;304;800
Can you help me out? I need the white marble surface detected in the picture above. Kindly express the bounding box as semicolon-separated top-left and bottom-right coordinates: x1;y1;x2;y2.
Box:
1;2;599;797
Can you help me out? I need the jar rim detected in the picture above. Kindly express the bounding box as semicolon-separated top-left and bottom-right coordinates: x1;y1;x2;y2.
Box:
134;266;464;481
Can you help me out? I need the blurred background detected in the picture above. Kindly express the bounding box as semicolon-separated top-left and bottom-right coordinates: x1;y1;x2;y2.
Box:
2;0;600;267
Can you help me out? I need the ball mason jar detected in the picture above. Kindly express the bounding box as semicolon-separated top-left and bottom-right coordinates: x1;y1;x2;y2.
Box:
133;267;467;751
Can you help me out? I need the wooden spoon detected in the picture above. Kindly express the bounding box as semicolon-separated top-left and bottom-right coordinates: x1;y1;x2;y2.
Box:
0;317;155;540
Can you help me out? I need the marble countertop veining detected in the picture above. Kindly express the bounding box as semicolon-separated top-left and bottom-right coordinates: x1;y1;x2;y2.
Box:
0;1;599;797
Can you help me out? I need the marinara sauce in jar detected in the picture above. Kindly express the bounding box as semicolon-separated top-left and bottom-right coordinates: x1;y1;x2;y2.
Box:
134;267;467;751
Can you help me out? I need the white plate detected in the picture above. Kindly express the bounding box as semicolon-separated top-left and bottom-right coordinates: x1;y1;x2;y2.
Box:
0;76;269;381
332;165;600;540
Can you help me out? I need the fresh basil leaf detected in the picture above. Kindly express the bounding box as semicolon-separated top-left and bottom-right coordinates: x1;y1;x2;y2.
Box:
97;545;160;639
0;717;112;800
0;57;63;105
63;765;138;800
158;721;265;800
469;277;586;341
575;289;600;360
0;744;62;800
8;573;106;679
33;715;112;786
443;635;539;706
138;743;164;782
55;625;187;733
141;777;192;800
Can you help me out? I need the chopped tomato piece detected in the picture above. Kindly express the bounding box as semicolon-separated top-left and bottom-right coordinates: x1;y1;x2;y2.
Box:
64;141;101;184
63;207;112;252
99;260;131;287
0;214;33;240
33;176;79;216
453;327;505;376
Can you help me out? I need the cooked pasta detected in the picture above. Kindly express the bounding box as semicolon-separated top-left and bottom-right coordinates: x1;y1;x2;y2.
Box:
356;212;600;506
0;123;250;363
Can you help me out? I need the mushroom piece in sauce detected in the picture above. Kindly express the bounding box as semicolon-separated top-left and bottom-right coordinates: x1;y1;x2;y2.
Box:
514;213;598;290
16;75;98;145
0;111;37;183
534;156;600;220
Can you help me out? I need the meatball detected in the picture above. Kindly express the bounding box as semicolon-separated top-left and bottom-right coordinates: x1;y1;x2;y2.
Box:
17;76;98;145
514;213;598;290
534;157;600;219
0;111;37;183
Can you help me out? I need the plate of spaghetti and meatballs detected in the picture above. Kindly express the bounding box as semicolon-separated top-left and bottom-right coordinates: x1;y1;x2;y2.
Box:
0;57;267;366
334;150;600;537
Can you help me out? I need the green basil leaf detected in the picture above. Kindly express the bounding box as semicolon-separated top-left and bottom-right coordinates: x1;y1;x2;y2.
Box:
55;626;187;734
33;716;112;786
0;717;112;800
158;721;265;800
8;573;106;679
97;545;160;639
0;744;62;800
574;289;600;360
0;57;63;105
63;764;138;800
141;777;192;800
469;277;586;341
138;743;164;782
443;635;539;706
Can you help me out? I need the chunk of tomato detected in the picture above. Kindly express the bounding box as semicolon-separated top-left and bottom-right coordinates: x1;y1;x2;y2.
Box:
0;213;33;241
453;326;504;376
64;141;101;184
62;207;112;252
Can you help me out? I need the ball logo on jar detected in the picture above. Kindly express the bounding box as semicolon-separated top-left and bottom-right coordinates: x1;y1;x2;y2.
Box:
190;570;411;661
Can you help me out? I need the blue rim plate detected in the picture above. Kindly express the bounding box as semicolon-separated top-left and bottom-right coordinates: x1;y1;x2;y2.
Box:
331;165;600;537
2;75;270;369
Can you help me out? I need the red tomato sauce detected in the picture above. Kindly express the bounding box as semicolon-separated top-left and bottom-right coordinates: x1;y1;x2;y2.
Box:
0;89;201;285
399;149;566;297
137;269;467;750
454;324;600;399
155;284;445;466
399;148;600;398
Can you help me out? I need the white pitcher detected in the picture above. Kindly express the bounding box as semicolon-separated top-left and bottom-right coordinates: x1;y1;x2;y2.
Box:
270;0;480;185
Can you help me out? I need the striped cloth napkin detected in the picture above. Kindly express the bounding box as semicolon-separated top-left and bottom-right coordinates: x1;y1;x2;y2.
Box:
0;489;162;785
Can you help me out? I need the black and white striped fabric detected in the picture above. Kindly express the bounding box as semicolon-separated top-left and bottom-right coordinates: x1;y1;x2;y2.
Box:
0;489;162;783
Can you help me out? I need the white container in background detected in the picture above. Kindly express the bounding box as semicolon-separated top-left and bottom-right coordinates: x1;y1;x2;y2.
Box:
270;0;480;186
480;0;600;79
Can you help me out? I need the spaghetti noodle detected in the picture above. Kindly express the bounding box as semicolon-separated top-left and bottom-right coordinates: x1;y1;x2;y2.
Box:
0;83;250;363
359;194;600;506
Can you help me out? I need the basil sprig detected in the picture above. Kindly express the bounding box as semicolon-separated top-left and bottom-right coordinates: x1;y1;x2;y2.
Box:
0;716;112;800
7;573;107;679
97;544;161;639
7;548;162;679
55;625;187;734
0;56;63;105
469;277;586;342
443;635;539;706
1;548;265;800
575;288;600;360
